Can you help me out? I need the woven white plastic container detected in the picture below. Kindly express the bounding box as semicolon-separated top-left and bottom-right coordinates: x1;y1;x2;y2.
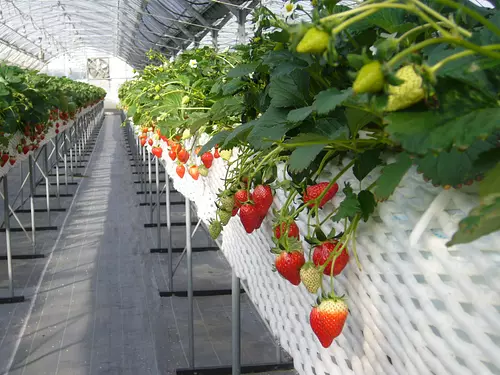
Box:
134;122;500;375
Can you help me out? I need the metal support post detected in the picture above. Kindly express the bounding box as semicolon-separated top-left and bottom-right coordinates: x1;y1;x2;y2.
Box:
155;158;161;249
142;146;147;204
43;143;49;177
232;270;241;375
54;134;61;208
148;151;153;222
3;177;13;298
237;9;247;45
186;198;194;368
212;29;219;51
166;176;173;291
20;161;24;209
63;130;69;195
28;155;36;254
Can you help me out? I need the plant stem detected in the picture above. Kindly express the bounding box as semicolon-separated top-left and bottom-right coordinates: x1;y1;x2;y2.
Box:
320;1;407;24
430;44;500;72
433;0;500;38
388;37;500;67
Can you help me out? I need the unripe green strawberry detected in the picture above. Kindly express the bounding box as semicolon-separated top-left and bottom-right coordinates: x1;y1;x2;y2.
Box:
198;165;209;177
209;220;222;239
219;195;235;212
218;209;232;226
296;28;329;54
220;149;232;161
386;65;425;112
353;61;384;94
300;262;322;294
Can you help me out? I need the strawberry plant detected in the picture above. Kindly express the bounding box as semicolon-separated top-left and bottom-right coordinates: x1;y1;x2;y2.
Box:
121;0;500;348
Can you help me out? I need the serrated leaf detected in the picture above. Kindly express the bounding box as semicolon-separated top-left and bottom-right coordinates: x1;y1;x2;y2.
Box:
199;130;231;155
247;107;296;149
374;153;412;200
288;145;325;173
313;88;352;115
447;195;500;246
268;70;310;108
227;63;259;78
211;97;243;121
287;106;313;123
415;138;496;186
480;162;500;199
345;107;379;135
222;78;245;95
386;107;500;154
358;190;377;222
333;184;360;222
222;122;254;147
353;149;382;181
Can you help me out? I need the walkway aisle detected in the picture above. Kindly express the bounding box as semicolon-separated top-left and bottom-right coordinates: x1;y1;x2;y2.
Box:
9;115;161;375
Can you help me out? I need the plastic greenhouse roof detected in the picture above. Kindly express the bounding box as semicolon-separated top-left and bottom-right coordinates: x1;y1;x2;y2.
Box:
0;0;255;69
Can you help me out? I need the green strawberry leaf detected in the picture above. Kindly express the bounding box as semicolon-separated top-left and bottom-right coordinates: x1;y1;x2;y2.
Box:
268;69;310;108
374;153;412;201
415;137;496;186
287;106;313;123
199;130;231;155
353;148;382;181
480;162;500;199
313;88;352;115
288;144;325;173
447;195;500;246
345;107;380;135
332;184;360;222
358;190;377;222
227;63;260;78
247;106;297;149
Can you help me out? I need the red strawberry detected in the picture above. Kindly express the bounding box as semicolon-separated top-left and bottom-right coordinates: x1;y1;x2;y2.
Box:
160;135;168;142
239;204;260;233
275;221;300;240
303;182;339;208
234;190;249;208
22;146;30;154
177;149;189;164
252;185;273;216
1;154;8;163
214;148;220;159
312;241;349;276
55;129;59;134
172;143;181;154
140;138;147;147
188;165;199;180
148;138;153;146
231;206;239;217
195;146;202;155
310;297;348;348
201;152;214;169
9;157;16;166
152;147;163;158
275;250;305;285
168;150;177;161
176;164;185;178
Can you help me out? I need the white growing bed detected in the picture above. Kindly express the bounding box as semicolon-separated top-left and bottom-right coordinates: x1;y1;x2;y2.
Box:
132;121;500;375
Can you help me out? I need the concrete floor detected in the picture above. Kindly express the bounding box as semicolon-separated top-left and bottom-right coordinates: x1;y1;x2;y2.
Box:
0;114;296;375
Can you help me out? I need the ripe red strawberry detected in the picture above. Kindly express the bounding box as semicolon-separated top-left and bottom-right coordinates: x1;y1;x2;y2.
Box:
234;190;249;208
252;185;273;216
177;149;189;164
176;164;185;178
148;138;153;146
275;250;305;285
22;146;30;154
9;157;16;166
303;182;339;208
313;241;349;276
1;154;8;163
239;204;260;233
172;143;181;154
152;147;163;158
55;129;59;134
201;152;214;169
140;138;147;147
168;150;177;161
274;221;300;240
231;206;239;217
310;297;348;348
188;165;199;180
214;148;220;158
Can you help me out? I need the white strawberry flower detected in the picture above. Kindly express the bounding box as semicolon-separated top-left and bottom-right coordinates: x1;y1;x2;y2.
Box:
283;1;296;17
188;59;198;68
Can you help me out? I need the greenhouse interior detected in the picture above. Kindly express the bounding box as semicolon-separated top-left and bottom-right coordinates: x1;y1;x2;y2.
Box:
0;0;499;374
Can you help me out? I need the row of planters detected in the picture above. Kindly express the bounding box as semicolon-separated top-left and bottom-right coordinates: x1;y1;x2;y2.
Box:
0;63;106;172
119;0;500;350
